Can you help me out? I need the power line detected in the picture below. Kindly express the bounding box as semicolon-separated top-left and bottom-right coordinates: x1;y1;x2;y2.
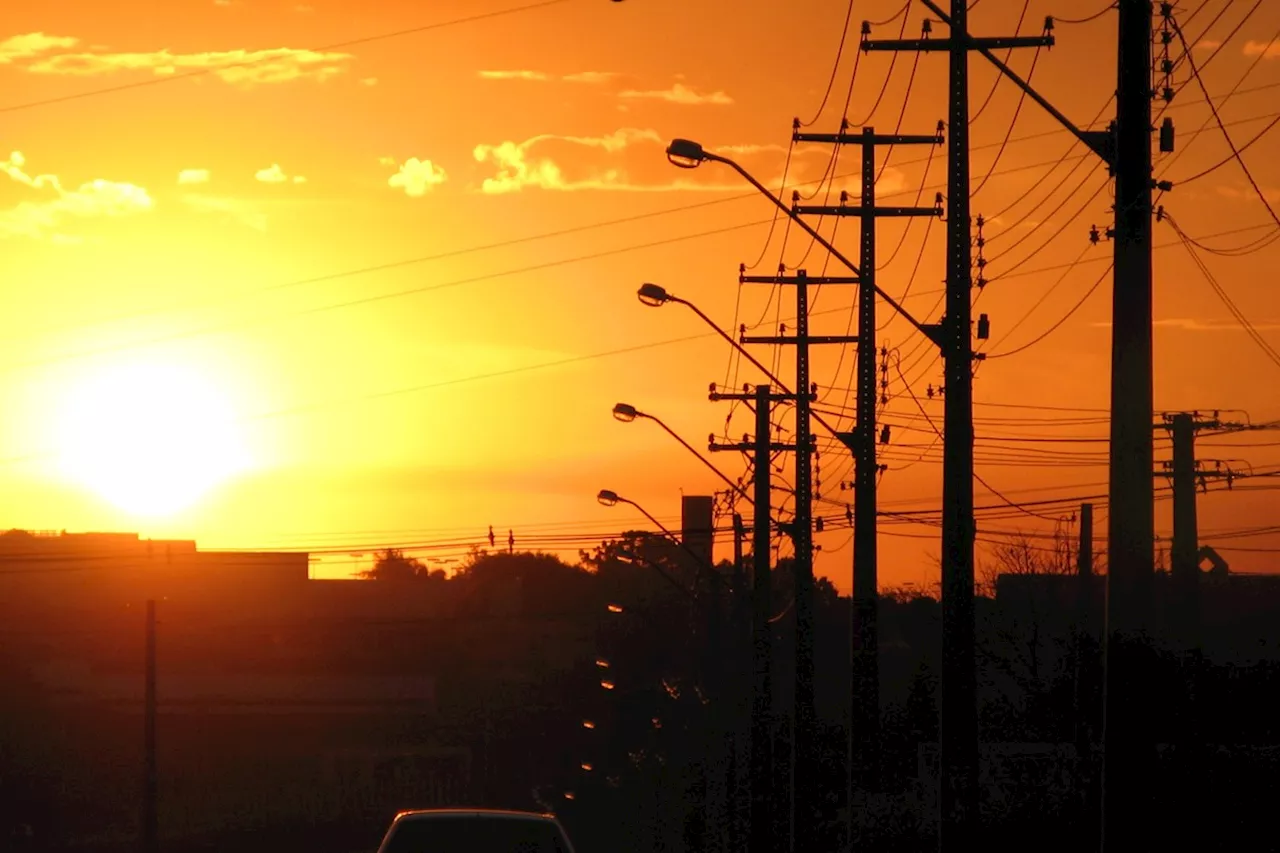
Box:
1171;16;1280;228
985;261;1114;359
1053;4;1116;25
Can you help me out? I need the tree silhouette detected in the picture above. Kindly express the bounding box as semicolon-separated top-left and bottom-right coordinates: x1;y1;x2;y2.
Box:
357;548;444;582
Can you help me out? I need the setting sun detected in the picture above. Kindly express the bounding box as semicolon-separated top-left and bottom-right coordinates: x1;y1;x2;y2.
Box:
54;362;250;518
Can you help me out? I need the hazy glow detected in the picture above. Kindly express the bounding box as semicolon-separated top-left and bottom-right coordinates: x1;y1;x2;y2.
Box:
54;362;250;517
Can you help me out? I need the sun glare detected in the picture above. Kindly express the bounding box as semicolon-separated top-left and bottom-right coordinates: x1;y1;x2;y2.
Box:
54;362;250;518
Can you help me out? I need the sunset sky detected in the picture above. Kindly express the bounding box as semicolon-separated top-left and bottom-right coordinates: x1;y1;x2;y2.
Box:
1;0;1278;588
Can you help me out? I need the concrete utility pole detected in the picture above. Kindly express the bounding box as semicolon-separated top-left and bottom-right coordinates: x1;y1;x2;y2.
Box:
143;599;158;853
1102;6;1158;846
863;6;1050;847
1073;503;1095;851
734;268;856;850
790;123;942;842
708;384;794;853
1159;412;1228;645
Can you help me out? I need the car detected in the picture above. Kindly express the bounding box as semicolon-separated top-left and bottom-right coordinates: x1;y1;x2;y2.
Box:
375;808;576;853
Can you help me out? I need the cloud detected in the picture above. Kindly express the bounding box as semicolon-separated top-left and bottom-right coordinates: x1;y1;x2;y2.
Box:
177;168;210;185
477;69;620;84
1243;40;1280;60
472;128;758;193
0;32;77;64
24;46;352;86
360;76;378;86
479;69;552;81
255;164;306;184
617;83;733;106
386;157;448;197
562;71;622;84
181;194;267;231
470;129;892;195
0;151;152;240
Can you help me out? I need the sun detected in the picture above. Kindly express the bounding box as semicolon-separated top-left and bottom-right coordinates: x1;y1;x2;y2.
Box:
54;362;250;518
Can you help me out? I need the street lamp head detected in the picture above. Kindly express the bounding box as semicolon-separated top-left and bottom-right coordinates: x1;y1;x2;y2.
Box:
612;402;639;423
637;282;671;307
666;138;707;169
597;489;621;507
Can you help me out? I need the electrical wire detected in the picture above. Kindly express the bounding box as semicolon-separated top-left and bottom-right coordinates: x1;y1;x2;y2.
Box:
984;261;1113;359
1053;4;1115;25
798;1;856;128
1171;13;1280;228
1164;214;1280;371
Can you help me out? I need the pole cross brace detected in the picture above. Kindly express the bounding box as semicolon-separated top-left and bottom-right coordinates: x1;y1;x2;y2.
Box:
710;391;813;402
710;440;797;453
740;274;861;285
742;334;861;346
793;131;943;146
793;204;941;218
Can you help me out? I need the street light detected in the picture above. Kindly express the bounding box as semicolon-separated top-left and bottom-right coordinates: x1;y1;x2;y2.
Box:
612;401;752;504
636;282;855;449
661;139;937;344
638;282;670;307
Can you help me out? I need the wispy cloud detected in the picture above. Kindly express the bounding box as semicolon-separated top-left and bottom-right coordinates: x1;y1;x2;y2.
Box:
472;128;779;194
177;168;210;185
618;82;733;106
0;32;77;64
1243;39;1280;60
562;71;622;84
479;69;552;81
477;69;619;84
255;164;306;184
21;42;352;86
384;157;448;197
0;151;152;240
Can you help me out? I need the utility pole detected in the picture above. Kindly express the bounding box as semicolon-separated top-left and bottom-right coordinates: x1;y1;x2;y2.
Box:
1157;414;1227;647
708;384;794;853
1073;503;1095;851
730;510;747;853
790;122;942;843
143;599;157;853
1102;4;1157;847
733;266;857;850
863;8;1051;848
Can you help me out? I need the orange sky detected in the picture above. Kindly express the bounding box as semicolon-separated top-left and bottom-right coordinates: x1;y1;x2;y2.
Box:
1;0;1278;588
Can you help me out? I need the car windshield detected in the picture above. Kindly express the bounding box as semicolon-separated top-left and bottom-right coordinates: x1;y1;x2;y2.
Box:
382;816;570;853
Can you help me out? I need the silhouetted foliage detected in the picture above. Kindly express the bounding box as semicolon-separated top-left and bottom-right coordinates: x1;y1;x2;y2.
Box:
357;548;445;582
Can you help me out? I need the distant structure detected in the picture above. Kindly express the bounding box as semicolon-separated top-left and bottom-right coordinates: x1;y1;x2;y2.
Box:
0;529;463;845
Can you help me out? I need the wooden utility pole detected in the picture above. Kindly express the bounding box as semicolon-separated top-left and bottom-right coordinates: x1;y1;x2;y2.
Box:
790;123;942;846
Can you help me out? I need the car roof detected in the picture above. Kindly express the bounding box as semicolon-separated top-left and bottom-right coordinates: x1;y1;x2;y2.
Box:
393;809;559;822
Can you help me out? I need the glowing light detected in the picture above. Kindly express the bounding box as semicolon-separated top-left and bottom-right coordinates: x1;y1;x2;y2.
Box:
54;361;250;518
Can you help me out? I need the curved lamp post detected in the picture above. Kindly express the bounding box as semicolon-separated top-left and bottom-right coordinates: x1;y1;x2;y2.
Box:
612;402;752;505
596;489;706;597
636;282;855;447
664;139;936;344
